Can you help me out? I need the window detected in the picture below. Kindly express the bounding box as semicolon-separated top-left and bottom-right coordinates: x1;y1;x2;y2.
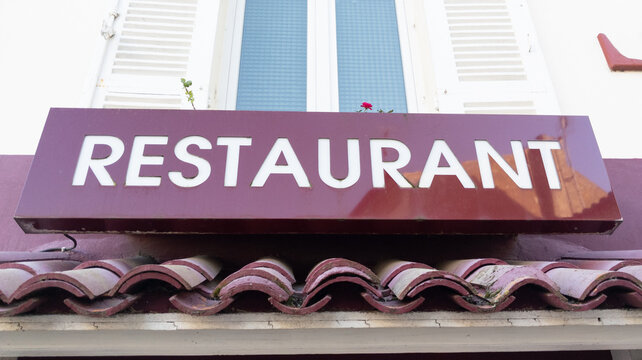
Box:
235;0;307;111
211;0;418;112
335;0;408;112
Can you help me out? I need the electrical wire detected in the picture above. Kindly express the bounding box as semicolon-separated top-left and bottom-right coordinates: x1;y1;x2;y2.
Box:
40;233;78;252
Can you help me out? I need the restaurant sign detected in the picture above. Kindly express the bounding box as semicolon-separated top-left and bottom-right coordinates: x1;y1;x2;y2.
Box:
15;108;621;234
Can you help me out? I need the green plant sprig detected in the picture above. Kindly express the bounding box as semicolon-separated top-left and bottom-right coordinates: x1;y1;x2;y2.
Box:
181;78;196;110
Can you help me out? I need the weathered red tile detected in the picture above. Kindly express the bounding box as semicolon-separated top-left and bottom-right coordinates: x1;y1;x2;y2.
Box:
508;260;577;272
218;275;290;303
564;259;641;271
375;260;433;287
0;260;79;275
546;268;641;300
241;257;295;283
170;291;234;316
110;264;207;296
387;268;470;300
13;268;120;300
304;258;379;293
0;268;34;303
163;256;222;281
361;291;425;314
269;295;331;315
302;276;383;306
64;293;141;316
216;267;293;296
466;265;560;303
74;257;155;277
0;297;44;316
435;258;507;278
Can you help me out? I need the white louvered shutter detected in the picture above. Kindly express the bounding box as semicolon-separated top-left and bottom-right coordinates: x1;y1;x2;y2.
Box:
424;0;559;114
90;0;218;109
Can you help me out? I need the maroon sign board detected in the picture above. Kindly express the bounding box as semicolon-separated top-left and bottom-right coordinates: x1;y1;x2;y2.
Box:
15;108;621;234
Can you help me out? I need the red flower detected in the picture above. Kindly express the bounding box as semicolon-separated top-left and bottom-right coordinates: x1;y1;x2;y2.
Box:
361;102;373;111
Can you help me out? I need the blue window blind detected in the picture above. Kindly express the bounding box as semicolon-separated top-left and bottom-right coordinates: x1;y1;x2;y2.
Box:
335;0;407;112
236;0;307;111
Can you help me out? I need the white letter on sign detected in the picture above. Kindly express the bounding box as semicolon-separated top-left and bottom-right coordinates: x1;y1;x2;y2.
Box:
126;136;168;187
419;140;475;189
72;135;125;186
217;137;252;187
475;140;532;189
251;138;310;187
168;136;212;188
370;139;412;188
527;140;562;189
318;139;361;189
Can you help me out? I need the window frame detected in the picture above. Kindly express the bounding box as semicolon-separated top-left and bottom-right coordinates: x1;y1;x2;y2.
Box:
209;0;423;113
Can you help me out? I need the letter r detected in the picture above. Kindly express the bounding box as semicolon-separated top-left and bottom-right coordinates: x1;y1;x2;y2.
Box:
72;135;125;186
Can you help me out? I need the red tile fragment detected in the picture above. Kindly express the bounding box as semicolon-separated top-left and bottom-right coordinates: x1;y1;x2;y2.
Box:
63;293;142;317
597;33;642;71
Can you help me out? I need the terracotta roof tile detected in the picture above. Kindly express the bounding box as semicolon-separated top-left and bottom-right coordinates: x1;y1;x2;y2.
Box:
241;257;295;283
74;256;154;277
12;268;120;301
304;258;379;293
63;293;141;317
1;255;642;316
435;258;507;278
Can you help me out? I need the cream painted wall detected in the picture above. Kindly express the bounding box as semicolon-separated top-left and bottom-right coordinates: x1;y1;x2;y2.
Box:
0;1;111;154
528;0;642;158
0;0;641;158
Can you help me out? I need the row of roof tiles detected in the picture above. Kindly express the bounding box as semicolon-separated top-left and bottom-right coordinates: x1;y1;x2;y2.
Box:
0;256;641;316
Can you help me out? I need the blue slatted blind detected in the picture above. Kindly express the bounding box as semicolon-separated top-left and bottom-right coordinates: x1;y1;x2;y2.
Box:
236;0;307;111
335;0;407;112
